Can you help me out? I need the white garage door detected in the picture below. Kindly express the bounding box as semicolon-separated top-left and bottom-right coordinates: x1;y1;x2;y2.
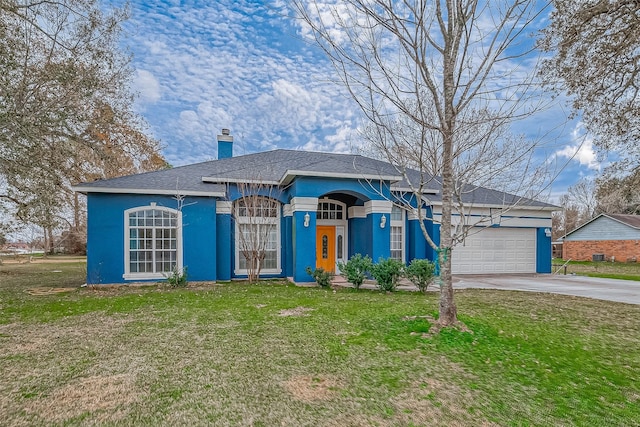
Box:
452;227;536;274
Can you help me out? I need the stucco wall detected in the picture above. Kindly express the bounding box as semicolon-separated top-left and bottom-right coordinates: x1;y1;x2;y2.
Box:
86;193;217;284
563;239;640;262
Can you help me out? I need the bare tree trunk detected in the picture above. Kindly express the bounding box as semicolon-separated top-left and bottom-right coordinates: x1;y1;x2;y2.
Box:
439;121;458;325
73;193;80;230
437;2;461;326
46;227;55;255
439;140;457;323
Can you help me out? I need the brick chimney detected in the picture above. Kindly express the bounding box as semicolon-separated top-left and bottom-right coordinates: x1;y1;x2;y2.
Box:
217;128;233;159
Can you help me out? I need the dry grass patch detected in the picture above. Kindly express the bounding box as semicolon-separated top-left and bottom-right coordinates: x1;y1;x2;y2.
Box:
282;375;342;402
24;374;142;423
1;312;157;425
0;323;55;356
322;413;390;427
278;306;314;317
26;287;76;296
0;314;132;358
391;377;495;427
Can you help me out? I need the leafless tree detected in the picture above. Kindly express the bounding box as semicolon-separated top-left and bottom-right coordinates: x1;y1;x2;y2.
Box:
0;0;167;251
291;0;553;326
553;193;586;238
567;178;597;219
231;181;282;283
595;166;640;215
540;1;640;171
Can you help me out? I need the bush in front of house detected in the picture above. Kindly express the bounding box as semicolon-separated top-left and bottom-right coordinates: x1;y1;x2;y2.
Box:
405;258;436;293
166;266;188;287
370;258;404;292
305;266;334;288
337;253;373;290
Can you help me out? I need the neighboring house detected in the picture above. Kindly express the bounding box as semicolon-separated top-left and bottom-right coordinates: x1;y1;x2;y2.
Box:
562;214;640;262
73;130;555;285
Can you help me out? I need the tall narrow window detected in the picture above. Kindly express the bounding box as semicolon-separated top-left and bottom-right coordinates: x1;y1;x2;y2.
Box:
234;197;281;275
124;206;182;279
390;205;404;261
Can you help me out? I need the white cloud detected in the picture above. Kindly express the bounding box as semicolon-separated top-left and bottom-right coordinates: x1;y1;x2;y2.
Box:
120;1;366;166
134;69;161;104
555;123;600;171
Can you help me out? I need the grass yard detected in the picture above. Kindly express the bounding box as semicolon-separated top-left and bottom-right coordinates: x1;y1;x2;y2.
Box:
1;262;639;426
553;259;640;281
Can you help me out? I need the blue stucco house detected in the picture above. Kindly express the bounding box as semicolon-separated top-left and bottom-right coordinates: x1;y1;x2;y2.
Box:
74;129;555;284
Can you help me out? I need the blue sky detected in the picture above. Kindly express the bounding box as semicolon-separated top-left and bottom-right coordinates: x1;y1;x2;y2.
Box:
117;0;604;201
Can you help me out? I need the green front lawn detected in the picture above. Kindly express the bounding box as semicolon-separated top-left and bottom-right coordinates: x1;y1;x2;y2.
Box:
1;262;639;426
553;258;640;281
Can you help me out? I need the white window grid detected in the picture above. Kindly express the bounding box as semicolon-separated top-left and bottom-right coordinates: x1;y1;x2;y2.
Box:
234;197;281;274
237;224;279;270
390;206;404;262
317;201;344;220
125;207;181;279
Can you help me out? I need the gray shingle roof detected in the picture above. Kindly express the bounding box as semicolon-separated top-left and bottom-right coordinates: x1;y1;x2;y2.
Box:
73;162;227;196
393;168;556;208
199;150;403;183
75;150;403;195
607;214;640;229
74;149;555;208
424;183;557;208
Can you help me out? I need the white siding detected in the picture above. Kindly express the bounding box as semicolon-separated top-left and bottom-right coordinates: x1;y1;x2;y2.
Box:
432;207;553;228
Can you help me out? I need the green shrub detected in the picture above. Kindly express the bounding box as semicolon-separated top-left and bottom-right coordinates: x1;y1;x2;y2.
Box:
405;258;435;293
370;258;404;292
337;253;373;290
166;266;188;287
305;266;334;288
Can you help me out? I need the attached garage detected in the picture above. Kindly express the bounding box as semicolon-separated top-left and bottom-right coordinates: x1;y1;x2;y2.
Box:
452;227;536;274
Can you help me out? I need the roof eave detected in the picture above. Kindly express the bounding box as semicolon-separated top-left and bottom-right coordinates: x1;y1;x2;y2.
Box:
72;186;225;197
201;177;280;186
279;170;402;186
426;200;557;211
391;186;439;195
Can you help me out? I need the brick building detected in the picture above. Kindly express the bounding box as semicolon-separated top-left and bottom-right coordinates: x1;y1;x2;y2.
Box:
562;214;640;262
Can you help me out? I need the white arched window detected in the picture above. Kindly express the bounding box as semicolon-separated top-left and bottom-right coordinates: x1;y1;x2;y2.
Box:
234;196;281;275
123;206;182;280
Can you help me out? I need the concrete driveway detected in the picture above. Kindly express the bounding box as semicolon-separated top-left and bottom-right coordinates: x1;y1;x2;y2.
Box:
452;274;640;305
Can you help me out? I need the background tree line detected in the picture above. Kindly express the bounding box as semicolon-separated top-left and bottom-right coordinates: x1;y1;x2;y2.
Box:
0;0;167;253
552;169;640;240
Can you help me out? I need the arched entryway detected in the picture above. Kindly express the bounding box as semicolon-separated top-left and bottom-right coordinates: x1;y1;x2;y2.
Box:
315;197;347;272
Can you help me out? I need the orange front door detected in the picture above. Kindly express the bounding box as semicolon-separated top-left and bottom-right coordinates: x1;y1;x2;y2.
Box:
316;226;336;272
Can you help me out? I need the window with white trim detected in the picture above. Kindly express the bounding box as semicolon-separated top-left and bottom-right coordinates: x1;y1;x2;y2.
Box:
124;206;182;279
317;200;344;220
234;197;281;274
390;205;404;261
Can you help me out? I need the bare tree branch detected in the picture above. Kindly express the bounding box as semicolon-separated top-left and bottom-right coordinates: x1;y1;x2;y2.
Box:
291;0;553;326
